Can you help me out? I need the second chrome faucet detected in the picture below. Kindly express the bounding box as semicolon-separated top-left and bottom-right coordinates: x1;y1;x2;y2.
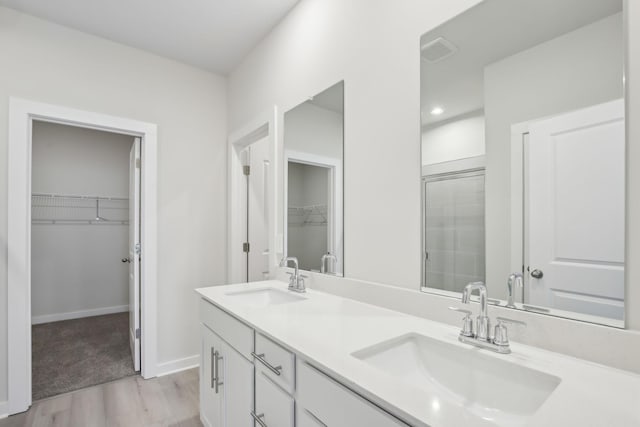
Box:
451;281;525;354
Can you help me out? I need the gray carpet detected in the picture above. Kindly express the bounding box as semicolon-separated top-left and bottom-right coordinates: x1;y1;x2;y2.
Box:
32;312;136;401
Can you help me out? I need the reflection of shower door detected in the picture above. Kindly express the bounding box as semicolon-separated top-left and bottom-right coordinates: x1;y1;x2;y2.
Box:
423;170;485;292
526;100;624;319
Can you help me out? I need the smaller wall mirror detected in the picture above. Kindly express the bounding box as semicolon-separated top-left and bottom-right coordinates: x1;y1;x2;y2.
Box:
283;81;344;275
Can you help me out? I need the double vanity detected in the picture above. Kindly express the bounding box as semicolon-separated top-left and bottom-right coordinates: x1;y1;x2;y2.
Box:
196;280;640;426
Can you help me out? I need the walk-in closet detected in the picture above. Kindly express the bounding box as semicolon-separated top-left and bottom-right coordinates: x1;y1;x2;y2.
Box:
30;121;138;400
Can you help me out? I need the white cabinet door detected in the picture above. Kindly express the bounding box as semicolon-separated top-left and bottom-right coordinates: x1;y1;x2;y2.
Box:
255;372;295;427
527;99;625;318
201;325;223;427
218;340;254;427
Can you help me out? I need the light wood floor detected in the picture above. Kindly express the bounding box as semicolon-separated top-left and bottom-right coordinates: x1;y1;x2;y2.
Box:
0;368;202;427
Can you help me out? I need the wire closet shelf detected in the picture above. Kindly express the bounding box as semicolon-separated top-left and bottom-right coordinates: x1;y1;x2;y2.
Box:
31;193;129;225
288;204;328;226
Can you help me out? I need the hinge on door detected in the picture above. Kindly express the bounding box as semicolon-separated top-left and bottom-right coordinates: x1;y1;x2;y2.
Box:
135;328;141;339
243;165;250;176
243;242;250;253
136;158;141;169
135;243;141;255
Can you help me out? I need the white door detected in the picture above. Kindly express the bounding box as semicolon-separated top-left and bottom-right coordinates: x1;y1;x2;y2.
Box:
242;137;270;282
129;137;141;371
526;100;625;319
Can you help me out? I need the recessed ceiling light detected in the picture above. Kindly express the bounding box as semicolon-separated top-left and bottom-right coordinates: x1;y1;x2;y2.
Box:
430;107;444;116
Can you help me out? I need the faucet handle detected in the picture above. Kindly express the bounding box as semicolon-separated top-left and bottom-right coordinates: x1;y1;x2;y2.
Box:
448;306;472;316
449;307;474;337
493;317;526;347
496;316;527;327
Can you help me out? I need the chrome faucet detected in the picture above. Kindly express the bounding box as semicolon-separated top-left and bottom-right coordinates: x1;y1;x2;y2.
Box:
279;256;306;293
461;281;490;340
450;281;526;354
507;273;523;308
320;252;337;274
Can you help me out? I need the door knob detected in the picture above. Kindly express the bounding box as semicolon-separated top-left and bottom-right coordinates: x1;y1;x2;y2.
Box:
530;269;544;279
122;258;131;263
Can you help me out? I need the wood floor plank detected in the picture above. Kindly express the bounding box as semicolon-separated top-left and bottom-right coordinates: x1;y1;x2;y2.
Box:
0;369;202;427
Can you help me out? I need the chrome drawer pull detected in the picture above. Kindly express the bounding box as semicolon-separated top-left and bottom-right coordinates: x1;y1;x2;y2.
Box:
214;350;223;393
251;411;268;427
251;352;282;376
210;347;215;389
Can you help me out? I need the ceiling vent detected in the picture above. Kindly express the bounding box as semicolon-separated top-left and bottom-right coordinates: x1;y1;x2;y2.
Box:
421;37;458;63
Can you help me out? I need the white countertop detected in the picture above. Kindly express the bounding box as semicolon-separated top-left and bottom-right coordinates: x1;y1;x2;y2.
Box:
196;280;640;427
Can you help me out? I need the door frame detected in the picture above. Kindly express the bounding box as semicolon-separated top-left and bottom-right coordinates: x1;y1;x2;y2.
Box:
283;150;343;273
8;98;159;414
227;106;278;284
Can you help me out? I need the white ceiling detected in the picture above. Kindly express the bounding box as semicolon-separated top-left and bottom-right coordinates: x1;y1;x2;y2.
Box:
421;0;622;126
0;0;300;74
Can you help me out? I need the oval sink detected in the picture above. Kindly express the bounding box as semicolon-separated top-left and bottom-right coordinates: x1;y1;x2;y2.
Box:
352;333;561;425
225;287;306;307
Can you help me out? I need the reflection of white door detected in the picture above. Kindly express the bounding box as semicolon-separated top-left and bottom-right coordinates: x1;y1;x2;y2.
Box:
242;137;270;282
526;100;624;319
129;137;141;371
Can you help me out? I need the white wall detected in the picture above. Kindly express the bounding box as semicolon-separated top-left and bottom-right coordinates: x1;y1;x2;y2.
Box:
422;111;485;166
229;0;640;371
484;12;623;299
0;6;228;401
31;121;133;323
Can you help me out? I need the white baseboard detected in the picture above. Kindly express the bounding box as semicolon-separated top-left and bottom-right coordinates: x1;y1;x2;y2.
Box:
32;305;129;325
156;355;199;377
0;400;8;419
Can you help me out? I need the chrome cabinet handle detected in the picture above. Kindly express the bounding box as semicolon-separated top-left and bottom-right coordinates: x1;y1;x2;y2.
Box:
251;412;268;427
122;258;131;263
214;350;223;393
251;352;282;376
210;347;215;389
530;269;544;279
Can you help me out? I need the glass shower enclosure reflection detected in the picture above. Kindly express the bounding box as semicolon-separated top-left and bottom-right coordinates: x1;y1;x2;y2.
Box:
422;169;485;293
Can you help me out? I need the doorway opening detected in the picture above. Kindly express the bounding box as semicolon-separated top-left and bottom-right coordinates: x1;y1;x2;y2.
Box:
228;107;277;285
8;98;158;415
239;137;271;282
31;120;140;400
29;121;141;400
286;161;332;272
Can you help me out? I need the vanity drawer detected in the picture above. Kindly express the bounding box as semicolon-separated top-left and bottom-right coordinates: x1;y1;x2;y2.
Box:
254;333;295;393
297;361;409;427
254;372;294;427
199;298;253;359
297;408;327;427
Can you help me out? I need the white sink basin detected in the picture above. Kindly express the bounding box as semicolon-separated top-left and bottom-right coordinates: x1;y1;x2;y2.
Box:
352;333;561;426
225;287;306;307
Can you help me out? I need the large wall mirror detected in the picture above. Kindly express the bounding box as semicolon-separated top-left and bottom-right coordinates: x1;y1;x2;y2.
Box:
283;81;344;275
420;0;625;327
